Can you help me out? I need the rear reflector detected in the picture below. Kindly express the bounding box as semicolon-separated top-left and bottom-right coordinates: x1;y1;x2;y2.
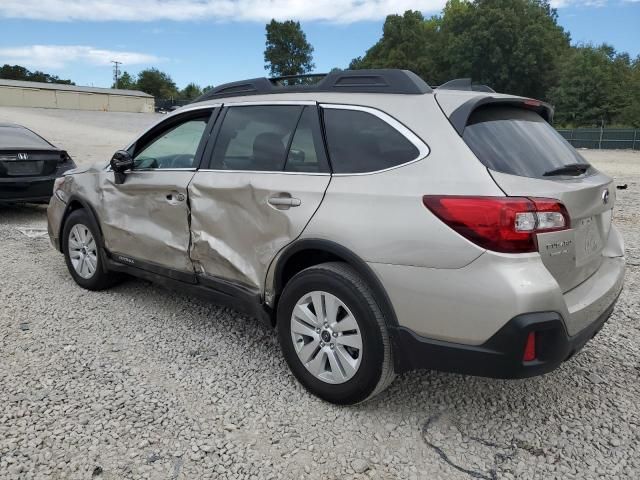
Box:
523;332;536;362
422;196;570;253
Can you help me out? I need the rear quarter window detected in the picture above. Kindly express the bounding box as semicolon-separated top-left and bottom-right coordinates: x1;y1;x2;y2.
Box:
322;107;421;174
463;106;591;179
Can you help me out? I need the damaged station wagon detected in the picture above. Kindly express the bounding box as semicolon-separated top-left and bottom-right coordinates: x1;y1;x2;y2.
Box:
48;70;625;404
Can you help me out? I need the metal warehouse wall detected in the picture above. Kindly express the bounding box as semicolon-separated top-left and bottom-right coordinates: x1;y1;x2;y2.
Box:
0;85;154;113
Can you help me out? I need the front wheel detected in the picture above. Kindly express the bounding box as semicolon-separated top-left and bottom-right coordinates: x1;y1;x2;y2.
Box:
62;209;121;290
277;262;395;405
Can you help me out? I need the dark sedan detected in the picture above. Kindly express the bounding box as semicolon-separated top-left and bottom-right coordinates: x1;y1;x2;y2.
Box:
0;123;76;203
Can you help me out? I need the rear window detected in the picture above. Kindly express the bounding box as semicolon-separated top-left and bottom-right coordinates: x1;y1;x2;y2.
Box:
0;126;54;149
463;106;591;178
323;108;420;174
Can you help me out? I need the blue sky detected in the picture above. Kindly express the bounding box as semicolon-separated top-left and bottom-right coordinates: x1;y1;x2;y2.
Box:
0;0;639;90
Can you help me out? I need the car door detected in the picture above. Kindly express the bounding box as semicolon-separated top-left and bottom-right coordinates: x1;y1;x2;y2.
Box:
98;108;217;278
188;103;331;292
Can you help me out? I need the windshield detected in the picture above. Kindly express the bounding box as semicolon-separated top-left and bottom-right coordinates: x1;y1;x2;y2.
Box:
463;106;591;179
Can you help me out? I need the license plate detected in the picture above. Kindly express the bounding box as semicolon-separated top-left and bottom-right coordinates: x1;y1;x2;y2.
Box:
4;161;42;176
574;216;602;265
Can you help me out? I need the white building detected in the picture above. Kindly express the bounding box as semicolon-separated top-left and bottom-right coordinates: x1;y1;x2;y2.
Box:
0;79;154;113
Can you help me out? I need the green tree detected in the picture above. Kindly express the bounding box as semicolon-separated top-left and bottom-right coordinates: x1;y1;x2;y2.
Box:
549;45;632;127
0;64;74;84
112;71;137;90
349;11;441;84
619;57;640;128
135;68;178;99
180;82;203;100
350;1;570;98
264;19;314;77
436;0;571;97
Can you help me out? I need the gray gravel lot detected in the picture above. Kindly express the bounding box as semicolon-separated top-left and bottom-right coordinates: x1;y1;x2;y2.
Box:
1;108;639;479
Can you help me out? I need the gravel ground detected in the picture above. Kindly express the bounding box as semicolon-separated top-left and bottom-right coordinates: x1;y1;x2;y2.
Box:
1;108;639;479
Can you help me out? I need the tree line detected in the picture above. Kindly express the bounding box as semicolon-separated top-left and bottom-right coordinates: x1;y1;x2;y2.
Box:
347;2;640;128
112;69;212;101
0;64;74;85
264;1;640;128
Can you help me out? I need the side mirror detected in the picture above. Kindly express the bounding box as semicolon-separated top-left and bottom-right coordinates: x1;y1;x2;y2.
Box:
110;150;134;184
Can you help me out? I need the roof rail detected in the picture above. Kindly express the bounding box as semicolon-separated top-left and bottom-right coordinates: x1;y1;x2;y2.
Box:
436;78;496;93
193;69;432;102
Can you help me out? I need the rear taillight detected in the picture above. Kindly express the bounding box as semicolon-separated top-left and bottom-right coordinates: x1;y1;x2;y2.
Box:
59;152;71;164
422;196;570;253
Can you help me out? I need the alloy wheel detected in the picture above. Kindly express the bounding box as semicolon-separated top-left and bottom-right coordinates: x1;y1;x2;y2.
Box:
290;291;363;384
68;224;98;279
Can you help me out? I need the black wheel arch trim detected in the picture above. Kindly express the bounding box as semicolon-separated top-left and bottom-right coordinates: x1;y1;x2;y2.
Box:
273;238;399;329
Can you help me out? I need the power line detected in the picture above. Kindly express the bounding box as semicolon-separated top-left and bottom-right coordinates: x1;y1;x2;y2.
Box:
111;60;122;88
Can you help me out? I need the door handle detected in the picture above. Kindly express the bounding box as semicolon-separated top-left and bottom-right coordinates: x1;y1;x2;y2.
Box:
268;195;301;209
166;192;186;204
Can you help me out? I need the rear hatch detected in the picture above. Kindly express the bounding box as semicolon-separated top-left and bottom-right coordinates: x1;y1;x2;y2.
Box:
441;97;613;293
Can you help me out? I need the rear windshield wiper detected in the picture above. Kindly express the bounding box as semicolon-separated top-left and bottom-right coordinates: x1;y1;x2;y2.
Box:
543;163;590;177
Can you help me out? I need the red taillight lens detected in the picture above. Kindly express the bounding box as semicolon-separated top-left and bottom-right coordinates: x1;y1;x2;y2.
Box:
422;196;569;254
523;332;536;362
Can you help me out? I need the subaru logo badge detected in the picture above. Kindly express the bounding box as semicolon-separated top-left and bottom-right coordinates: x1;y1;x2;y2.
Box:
602;189;610;205
17;153;29;160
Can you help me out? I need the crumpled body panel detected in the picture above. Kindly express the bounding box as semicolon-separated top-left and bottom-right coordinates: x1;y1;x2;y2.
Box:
96;170;196;273
188;171;330;290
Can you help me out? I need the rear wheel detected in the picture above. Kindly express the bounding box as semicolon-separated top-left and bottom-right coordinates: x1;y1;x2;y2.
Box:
277;262;395;404
62;209;121;290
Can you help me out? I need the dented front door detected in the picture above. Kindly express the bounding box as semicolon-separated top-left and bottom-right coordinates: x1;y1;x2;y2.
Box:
99;171;196;273
98;109;215;275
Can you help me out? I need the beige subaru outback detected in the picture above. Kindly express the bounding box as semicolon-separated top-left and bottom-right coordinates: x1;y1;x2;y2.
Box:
48;70;625;404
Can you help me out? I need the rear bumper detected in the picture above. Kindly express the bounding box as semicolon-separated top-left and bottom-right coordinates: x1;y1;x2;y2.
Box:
0;162;75;204
0;176;55;203
391;289;620;377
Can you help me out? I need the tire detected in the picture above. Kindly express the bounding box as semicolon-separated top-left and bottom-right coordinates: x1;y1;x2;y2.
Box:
277;262;395;405
62;209;121;291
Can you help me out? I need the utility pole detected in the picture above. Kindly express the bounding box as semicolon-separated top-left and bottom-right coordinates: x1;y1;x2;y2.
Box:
111;60;122;88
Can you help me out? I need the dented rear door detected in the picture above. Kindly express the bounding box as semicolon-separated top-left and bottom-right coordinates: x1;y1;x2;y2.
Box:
188;103;331;291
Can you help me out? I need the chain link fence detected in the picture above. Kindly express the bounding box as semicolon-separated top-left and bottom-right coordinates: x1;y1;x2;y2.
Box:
557;128;640;150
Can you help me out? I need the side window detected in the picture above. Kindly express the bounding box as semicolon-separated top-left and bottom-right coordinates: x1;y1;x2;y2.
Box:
285;106;329;173
210;105;302;171
322;108;420;174
134;116;209;169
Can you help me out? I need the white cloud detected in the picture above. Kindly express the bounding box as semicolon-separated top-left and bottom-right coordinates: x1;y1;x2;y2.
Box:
550;0;608;7
0;0;449;23
0;45;163;69
0;0;616;23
